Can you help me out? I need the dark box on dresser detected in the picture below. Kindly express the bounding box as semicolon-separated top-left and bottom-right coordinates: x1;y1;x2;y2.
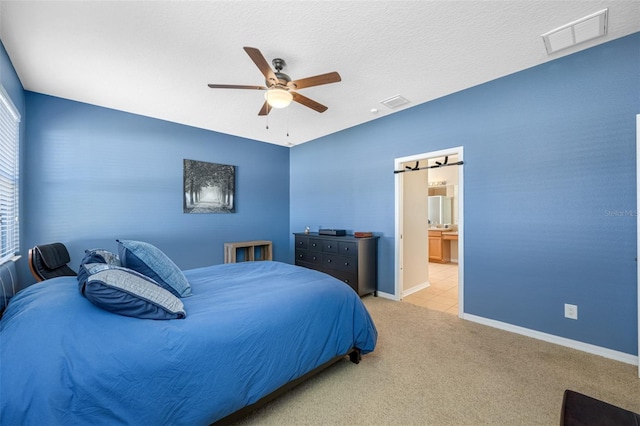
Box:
319;229;346;236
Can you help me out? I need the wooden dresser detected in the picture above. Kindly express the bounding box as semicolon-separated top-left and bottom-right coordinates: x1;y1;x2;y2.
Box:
294;233;378;296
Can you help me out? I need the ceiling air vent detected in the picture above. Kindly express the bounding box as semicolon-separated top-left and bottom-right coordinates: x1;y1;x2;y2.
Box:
380;95;410;109
542;9;608;54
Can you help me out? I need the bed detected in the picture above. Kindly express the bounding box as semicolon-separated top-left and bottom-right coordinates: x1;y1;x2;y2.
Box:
0;259;377;425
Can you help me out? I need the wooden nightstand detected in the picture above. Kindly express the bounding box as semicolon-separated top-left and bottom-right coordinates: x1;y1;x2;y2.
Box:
224;240;273;263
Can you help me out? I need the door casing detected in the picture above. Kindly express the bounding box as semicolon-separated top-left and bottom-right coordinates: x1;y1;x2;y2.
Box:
394;146;464;316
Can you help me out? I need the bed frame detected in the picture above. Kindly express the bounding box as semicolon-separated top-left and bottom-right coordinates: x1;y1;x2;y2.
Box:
213;348;361;425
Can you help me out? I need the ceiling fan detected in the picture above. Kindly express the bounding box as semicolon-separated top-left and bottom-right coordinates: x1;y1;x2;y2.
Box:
208;47;341;115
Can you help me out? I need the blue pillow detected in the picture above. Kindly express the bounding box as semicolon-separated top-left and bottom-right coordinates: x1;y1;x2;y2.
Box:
78;249;122;293
82;248;121;266
84;266;186;320
78;263;112;295
117;240;191;298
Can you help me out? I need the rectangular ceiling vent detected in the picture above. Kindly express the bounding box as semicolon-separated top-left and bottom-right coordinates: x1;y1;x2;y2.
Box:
381;95;410;109
542;9;608;55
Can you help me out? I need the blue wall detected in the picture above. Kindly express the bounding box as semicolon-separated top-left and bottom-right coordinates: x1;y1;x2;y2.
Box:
23;93;290;283
290;33;639;355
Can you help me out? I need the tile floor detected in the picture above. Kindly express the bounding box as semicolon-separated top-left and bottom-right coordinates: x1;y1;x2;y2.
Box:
402;262;459;315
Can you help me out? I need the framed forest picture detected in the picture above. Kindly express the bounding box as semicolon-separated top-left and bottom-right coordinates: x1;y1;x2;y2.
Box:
183;159;236;213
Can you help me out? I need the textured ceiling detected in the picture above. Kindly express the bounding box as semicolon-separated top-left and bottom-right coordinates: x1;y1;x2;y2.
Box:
1;1;639;147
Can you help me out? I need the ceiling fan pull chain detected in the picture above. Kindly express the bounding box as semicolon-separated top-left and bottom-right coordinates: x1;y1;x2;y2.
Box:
286;106;290;137
266;104;270;130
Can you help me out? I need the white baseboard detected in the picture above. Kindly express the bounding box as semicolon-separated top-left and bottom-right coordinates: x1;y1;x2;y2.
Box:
401;281;430;298
375;282;430;300
464;313;638;366
375;291;398;301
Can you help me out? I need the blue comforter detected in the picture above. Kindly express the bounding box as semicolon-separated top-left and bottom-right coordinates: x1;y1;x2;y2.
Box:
0;261;377;425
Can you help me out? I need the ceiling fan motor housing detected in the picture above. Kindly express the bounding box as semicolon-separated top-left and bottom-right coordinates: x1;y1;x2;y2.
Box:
270;58;291;87
272;58;286;71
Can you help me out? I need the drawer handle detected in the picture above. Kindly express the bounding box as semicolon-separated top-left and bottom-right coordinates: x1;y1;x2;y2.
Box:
343;279;350;283
344;247;349;251
327;245;332;249
298;254;303;258
312;256;317;260
298;241;303;245
327;259;332;263
344;262;349;266
312;243;317;247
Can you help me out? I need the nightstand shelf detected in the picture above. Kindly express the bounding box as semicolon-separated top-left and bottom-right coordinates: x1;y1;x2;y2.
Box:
224;240;273;263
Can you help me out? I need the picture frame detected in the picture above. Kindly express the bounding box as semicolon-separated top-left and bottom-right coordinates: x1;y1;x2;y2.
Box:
183;159;235;213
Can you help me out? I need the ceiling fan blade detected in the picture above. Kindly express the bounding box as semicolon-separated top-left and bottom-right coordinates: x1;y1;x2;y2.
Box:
207;84;266;90
288;72;341;90
291;92;328;113
258;101;271;116
243;47;278;86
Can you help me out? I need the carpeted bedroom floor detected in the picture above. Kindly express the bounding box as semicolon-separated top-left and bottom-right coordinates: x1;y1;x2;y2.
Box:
234;296;640;425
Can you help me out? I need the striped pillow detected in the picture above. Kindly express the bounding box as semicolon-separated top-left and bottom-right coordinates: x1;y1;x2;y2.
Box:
84;266;186;320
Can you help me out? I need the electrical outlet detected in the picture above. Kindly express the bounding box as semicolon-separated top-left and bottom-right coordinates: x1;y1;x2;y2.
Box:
564;303;578;320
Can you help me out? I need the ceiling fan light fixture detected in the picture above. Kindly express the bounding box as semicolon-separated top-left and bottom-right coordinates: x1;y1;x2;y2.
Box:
265;88;293;108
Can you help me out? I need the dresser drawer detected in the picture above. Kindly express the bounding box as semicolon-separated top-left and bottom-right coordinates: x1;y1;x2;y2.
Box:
295;236;308;250
328;269;359;293
322;253;357;273
308;238;323;252
338;241;356;255
320;239;339;253
295;249;321;265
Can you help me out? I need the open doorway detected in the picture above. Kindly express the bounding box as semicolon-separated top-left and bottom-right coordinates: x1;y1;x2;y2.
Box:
394;147;464;317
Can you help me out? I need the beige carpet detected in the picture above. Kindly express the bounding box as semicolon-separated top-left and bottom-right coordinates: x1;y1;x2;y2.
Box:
235;297;640;425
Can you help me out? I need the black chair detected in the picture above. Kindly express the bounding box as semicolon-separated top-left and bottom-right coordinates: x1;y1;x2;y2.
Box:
28;243;76;282
561;389;640;426
0;260;18;316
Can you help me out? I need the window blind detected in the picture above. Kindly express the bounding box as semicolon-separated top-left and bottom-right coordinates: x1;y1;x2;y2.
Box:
0;85;20;263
